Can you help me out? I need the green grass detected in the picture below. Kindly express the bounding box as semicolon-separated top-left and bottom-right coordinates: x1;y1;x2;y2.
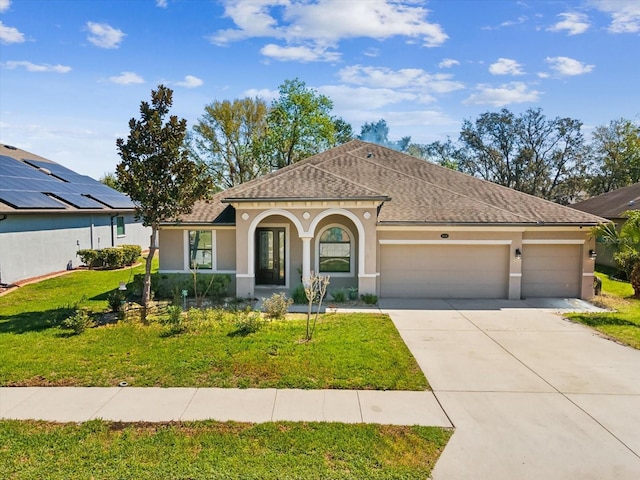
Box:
0;420;452;479
566;270;640;349
0;264;427;390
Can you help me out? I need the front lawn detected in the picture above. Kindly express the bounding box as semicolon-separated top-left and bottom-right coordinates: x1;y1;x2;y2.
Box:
0;267;428;390
0;420;452;480
566;271;640;349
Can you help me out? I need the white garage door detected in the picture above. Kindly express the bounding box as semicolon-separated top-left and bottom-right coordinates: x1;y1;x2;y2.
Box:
380;244;509;298
521;244;581;298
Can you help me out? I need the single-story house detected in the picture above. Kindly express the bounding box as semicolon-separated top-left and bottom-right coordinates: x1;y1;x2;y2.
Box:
570;182;640;268
0;144;150;285
159;140;605;300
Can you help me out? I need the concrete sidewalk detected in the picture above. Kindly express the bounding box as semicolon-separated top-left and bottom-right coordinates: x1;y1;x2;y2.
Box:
0;386;452;426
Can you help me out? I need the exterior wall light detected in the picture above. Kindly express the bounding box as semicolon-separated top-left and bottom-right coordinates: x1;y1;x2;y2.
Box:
589;249;597;260
515;248;522;260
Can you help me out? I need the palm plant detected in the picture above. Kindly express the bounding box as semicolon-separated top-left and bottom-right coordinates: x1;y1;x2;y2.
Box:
593;210;640;297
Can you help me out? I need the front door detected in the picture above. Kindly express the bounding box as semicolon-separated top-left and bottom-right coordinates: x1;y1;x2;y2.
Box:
255;227;286;285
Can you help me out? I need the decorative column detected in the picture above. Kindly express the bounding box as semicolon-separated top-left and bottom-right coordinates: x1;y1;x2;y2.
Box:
301;236;312;284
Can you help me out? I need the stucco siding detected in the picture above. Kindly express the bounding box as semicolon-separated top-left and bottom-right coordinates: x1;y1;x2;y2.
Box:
158;229;185;271
0;213;149;285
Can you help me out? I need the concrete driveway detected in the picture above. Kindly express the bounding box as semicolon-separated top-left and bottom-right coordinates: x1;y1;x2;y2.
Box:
380;298;640;480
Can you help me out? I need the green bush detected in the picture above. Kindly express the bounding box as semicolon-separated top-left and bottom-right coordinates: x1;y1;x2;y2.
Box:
120;244;142;265
107;289;126;312
360;293;378;305
100;247;125;269
262;292;293;319
614;250;640;280
291;284;307;304
77;249;101;268
144;273;231;301
330;290;346;303
62;308;94;334
233;307;264;335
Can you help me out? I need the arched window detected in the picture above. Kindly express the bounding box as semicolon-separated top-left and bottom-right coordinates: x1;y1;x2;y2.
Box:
318;225;353;274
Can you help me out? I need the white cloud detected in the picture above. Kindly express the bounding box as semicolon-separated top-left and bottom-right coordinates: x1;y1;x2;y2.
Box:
482;15;528;30
319;85;421;110
590;0;640;33
489;58;524;75
175;75;204;88
548;12;590;35
438;58;460;68
210;0;447;62
86;21;125;49
243;88;279;103
0;0;10;13
463;82;540;106
260;43;340;62
545;56;595;76
338;65;464;94
156;0;168;7
109;71;144;84
3;60;71;73
0;21;24;44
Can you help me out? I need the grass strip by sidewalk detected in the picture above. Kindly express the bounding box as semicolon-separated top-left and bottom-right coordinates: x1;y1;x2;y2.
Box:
566;271;640;349
0;420;452;480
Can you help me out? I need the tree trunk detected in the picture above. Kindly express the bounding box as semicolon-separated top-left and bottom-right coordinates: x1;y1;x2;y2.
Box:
631;261;640;298
141;227;158;322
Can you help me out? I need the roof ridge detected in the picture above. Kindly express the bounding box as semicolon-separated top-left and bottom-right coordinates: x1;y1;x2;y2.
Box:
344;148;537;222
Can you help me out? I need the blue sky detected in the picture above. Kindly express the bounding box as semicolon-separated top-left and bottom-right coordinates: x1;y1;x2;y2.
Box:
1;0;639;179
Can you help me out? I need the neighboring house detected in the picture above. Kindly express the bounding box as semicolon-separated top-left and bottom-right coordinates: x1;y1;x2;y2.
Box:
159;140;605;300
570;182;640;268
0;144;150;285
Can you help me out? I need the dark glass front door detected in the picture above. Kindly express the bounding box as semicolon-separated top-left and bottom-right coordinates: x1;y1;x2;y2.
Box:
255;227;286;285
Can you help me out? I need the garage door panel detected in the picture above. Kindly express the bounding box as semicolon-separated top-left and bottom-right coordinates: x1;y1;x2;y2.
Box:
380;245;509;299
522;245;580;298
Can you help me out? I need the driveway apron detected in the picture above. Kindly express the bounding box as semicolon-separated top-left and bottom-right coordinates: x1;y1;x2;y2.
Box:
381;299;640;480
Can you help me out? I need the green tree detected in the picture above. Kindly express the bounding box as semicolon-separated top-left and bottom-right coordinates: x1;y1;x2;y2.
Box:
593;210;640;297
99;171;121;191
588;118;640;195
418;138;465;170
358;118;410;152
190;97;270;191
116;85;213;309
458;108;587;203
265;78;347;168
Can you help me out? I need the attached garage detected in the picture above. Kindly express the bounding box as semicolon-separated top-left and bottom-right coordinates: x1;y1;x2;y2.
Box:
521;243;582;298
379;243;510;299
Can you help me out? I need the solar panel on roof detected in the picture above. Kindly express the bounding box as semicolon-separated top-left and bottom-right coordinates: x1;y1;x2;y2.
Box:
49;192;105;209
23;159;86;183
88;194;135;209
0;191;66;209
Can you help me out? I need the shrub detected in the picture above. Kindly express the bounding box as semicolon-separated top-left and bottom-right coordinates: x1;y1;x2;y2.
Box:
291;284;307;304
262;292;293;319
360;293;378;305
161;305;185;333
77;249;101;268
144;273;231;301
330;290;346;303
62;308;94;334
348;287;358;300
107;289;126;312
100;247;125;269
120;244;142;265
232;307;264;335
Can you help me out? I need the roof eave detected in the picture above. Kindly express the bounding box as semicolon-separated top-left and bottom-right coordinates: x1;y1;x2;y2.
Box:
222;196;390;203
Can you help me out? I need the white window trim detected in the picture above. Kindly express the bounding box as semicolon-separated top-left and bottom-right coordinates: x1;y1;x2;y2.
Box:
315;223;355;277
184;229;217;271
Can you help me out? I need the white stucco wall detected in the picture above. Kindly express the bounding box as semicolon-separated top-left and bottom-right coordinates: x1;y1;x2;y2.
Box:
0;213;150;285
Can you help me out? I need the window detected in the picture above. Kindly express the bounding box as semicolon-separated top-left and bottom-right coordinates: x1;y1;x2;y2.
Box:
318;226;351;273
189;230;213;269
116;216;125;236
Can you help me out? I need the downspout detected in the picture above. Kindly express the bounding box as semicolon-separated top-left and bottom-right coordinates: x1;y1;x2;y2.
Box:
110;214;118;247
90;216;94;249
0;215;6;285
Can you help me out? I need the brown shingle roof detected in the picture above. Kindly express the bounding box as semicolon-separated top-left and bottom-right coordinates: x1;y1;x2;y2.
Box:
570;183;640;219
174;140;606;226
